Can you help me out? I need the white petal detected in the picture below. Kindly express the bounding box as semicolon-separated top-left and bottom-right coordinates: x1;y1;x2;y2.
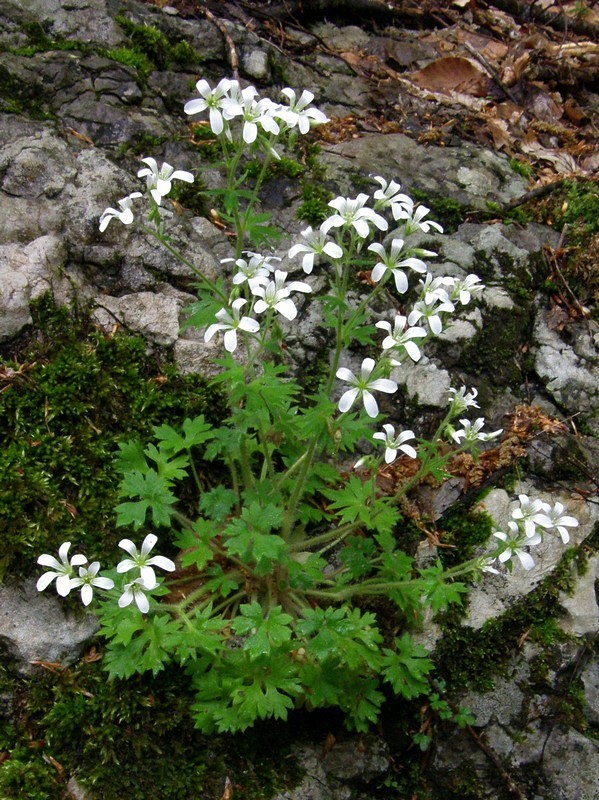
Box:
56;574;73;597
369;378;398;394
94;577;115;591
37;554;61;570
81;584;93;606
117;558;137;573
37;572;58;591
362;391;379;418
135;591;150;614
336;367;356;383
338;388;359;413
119;539;138;558
118;589;133;608
141;534;158;557
275;298;297;320
517;551;535;571
58;542;71;563
140;565;157;587
147;555;176;572
223;329;238;353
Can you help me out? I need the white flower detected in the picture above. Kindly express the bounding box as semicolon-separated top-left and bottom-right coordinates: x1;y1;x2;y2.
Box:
288;226;343;274
544;501;579;544
393;203;444;235
184;77;234;134
511;494;552;539
204;298;260;353
376;315;426;362
494;521;542;571
99;192;142;232
251;269;311;321
278;88;328;134
118;577;155;614
117;533;176;588
69;562;114;606
222;86;279;143
478;556;500;575
451;274;484;305
137;157;194;204
336;357;398;418
372;176;413;211
36;542;87;597
448;386;479;414
408;294;454;335
368;239;427;293
226;252;279;287
321;194;388;239
373;424;417;463
450;418;503;445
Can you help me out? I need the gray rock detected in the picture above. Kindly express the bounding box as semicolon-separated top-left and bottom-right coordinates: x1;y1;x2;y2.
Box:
533;310;599;416
322;736;390;782
0;580;99;672
92;291;183;346
465;484;599;630
559;554;599;636
543;727;599;800
320;134;527;210
19;0;125;46
581;658;599;726
392;355;452;408
0;267;31;341
242;48;270;81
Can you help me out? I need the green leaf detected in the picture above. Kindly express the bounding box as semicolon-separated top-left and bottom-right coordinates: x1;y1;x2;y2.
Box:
153;415;214;453
115;439;148;474
340;535;376;579
116;469;176;528
199;485;237;522
421;561;468;613
174;518;215;571
382;633;434;699
232;603;293;659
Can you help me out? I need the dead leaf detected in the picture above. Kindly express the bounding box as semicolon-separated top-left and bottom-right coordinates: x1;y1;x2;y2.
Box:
485;117;514;150
221;776;233;800
502;52;530;87
564;98;587;125
410;57;490;97
521;132;578;174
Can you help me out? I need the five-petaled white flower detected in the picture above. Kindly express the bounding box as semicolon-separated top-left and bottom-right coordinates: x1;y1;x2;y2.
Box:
368;239;427;293
408;293;455;335
376;315;426;362
494;521;542;571
226;252;279;287
544;501;579;544
184;77;234;134
288;226;343;274
99;192;142;232
222;88;279;144
372;176;413;211
117;533;176;588
336;358;398;418
373;424;417;463
204;298;260;353
278;88;329;133
37;542;87;597
69;562;114;606
448;386;480;414
137;157;194;204
118;577;156;614
451;274;485;305
321;194;388;239
450;418;503;445
393;203;444;235
251;270;312;321
511;494;553;539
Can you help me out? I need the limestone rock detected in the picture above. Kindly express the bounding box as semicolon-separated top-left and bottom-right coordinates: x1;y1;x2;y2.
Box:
0;580;99;673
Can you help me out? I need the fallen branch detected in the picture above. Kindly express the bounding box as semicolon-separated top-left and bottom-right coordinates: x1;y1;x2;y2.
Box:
502;179;566;211
196;2;240;81
484;0;599;39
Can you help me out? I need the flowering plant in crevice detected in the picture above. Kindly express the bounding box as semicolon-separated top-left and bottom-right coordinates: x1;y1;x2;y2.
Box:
38;78;579;736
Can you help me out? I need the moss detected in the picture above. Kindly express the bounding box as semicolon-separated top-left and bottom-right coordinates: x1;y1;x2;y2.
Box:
114;14;203;74
434;546;589;692
410;189;467;234
458;304;531;388
297;182;334;225
0;64;56;120
0;295;220;578
437;507;495;568
509;158;536;180
0;660;301;800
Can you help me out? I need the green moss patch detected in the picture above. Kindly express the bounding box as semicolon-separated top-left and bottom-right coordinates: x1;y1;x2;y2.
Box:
0;296;218;579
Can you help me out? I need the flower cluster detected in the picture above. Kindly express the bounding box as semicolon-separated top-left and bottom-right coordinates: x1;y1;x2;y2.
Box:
487;494;579;572
184;79;329;143
37;535;175;613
